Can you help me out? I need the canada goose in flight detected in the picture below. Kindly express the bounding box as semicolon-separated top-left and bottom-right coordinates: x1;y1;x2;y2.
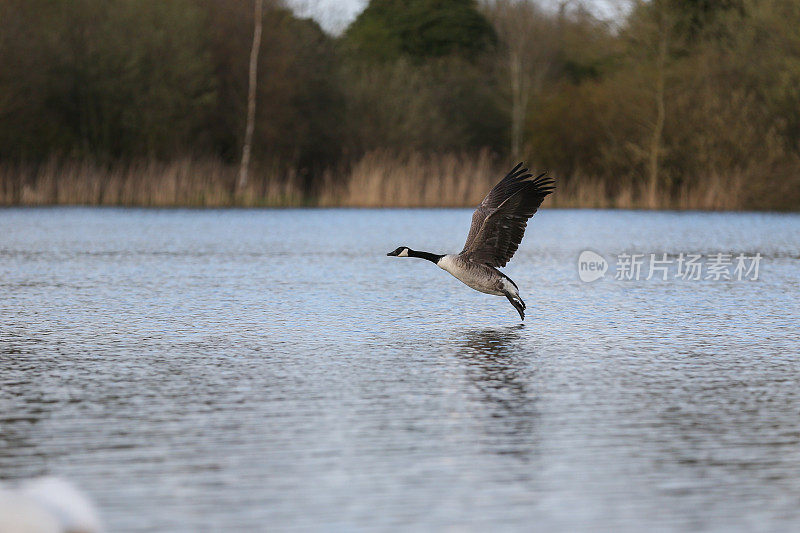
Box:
387;163;555;320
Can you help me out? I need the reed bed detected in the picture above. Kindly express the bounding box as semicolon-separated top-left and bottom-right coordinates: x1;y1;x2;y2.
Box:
1;152;795;210
321;150;498;208
0;157;305;207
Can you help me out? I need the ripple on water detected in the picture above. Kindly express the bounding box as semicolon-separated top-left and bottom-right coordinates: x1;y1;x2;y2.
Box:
1;207;799;532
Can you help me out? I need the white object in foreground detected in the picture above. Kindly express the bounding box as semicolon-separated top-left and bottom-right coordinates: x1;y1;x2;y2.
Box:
0;477;101;533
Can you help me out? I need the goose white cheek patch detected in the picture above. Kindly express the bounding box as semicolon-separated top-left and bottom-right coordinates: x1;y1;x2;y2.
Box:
398;249;409;257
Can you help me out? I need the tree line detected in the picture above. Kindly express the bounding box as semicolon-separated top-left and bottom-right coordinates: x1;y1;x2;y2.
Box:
0;0;798;209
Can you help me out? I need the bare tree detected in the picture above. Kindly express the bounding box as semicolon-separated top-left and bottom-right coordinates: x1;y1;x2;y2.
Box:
488;0;559;160
647;0;669;208
238;0;263;190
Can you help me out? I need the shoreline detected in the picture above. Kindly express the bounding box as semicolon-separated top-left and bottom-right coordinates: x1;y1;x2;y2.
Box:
2;153;796;211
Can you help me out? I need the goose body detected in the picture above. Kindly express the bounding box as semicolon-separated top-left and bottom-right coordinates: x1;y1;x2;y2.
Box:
387;163;555;320
436;255;517;296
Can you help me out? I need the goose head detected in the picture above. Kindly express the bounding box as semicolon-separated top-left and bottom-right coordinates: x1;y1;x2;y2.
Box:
387;246;410;257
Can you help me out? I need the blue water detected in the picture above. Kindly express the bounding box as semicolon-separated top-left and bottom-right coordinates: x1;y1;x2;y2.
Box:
1;208;799;531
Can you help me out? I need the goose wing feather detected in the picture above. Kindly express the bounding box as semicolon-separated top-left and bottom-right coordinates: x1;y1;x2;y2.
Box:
460;163;555;268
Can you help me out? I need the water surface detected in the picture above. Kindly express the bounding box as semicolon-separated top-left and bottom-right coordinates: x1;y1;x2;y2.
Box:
1;208;799;531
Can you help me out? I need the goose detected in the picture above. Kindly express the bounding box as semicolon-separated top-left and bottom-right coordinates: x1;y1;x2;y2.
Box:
387;162;555;320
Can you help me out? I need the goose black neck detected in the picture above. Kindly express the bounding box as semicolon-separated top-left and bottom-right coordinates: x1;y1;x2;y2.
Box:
408;249;444;263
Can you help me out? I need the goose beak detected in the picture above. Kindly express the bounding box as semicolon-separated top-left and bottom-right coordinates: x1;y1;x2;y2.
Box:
387;250;397;256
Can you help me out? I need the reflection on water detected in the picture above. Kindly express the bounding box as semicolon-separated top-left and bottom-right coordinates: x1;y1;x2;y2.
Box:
1;207;799;532
457;326;539;465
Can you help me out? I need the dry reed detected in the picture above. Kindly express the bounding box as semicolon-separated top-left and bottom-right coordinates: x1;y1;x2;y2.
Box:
1;152;795;210
0;157;305;208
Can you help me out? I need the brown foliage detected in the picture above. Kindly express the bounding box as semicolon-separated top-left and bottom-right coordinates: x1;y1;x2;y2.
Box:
0;0;799;210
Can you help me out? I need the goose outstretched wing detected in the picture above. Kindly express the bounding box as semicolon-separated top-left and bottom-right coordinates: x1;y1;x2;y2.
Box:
460;162;555;268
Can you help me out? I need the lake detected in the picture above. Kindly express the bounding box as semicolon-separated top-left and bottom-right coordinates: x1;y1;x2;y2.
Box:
1;207;799;532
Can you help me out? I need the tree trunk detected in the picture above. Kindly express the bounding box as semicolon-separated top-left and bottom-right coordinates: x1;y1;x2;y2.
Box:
510;50;525;160
238;0;263;191
648;1;668;208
